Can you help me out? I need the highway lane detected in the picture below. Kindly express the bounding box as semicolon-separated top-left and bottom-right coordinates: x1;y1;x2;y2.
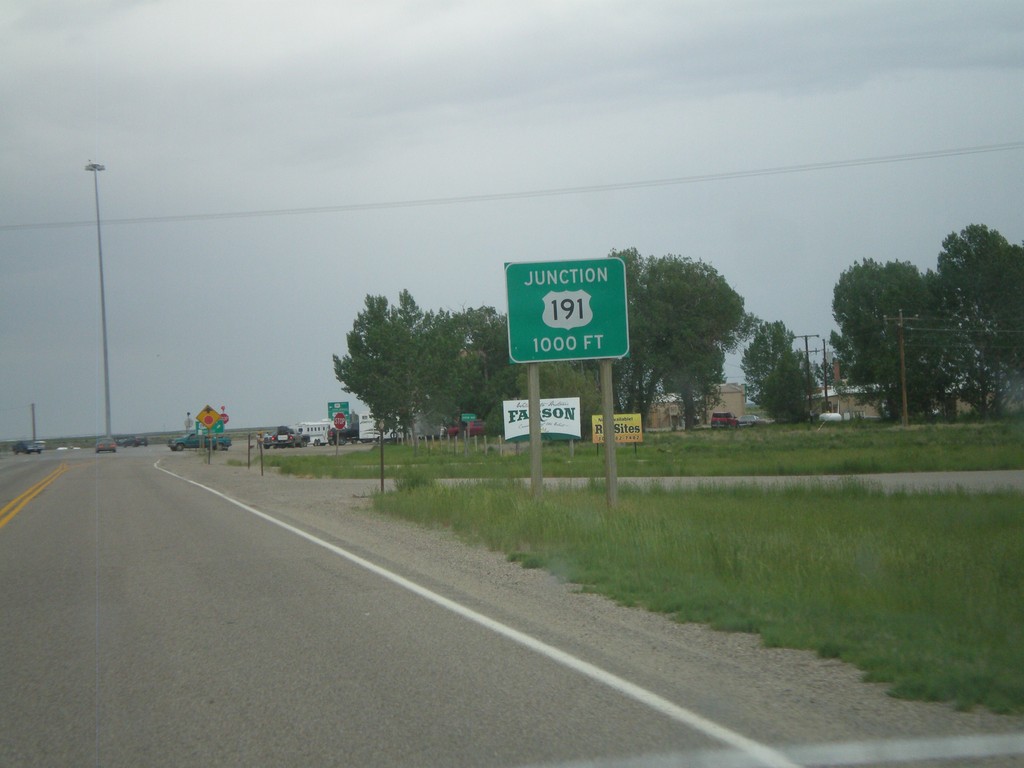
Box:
0;449;787;767
2;448;1022;767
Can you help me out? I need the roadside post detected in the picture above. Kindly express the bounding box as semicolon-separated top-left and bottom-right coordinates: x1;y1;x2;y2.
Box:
328;401;349;456
195;404;222;465
460;412;476;457
505;257;629;505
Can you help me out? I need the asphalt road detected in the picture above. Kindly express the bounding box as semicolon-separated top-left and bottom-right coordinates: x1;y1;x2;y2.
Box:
1;447;1022;767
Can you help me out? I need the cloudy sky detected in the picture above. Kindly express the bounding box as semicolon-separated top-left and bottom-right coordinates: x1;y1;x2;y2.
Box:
2;1;1022;439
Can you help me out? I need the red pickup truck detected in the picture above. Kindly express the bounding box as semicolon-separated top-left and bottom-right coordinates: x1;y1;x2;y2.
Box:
710;411;739;428
446;419;485;437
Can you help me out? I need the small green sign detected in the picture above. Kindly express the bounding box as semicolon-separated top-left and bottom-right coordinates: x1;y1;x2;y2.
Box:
328;401;350;418
506;257;629;363
461;413;477;422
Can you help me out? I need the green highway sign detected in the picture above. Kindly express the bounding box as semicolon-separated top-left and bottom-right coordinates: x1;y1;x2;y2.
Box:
505;257;629;363
196;420;224;434
328;401;349;418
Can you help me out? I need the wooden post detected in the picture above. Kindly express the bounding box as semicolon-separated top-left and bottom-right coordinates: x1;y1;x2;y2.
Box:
529;362;542;500
600;359;618;507
379;425;385;493
898;310;910;428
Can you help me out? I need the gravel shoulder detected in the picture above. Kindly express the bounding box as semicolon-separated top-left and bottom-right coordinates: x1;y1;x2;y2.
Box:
158;451;1024;764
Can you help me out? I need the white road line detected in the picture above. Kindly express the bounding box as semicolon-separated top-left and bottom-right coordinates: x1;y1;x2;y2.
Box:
156;461;800;768
524;733;1024;767
784;733;1024;766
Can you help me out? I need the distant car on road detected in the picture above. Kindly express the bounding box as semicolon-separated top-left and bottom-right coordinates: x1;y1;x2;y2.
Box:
12;440;44;454
95;438;117;453
328;425;360;445
269;425;302;448
168;433;232;451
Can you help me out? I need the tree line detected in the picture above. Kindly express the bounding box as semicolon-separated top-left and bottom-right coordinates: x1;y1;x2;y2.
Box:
334;226;1022;436
743;223;1023;422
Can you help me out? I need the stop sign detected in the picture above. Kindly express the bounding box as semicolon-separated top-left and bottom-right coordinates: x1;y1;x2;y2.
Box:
220;412;229;424
333;412;346;429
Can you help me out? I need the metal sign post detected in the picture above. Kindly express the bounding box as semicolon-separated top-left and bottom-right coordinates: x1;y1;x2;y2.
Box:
506;257;629;505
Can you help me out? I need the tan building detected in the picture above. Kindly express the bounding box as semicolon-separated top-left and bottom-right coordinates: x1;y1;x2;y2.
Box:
814;386;883;419
705;383;746;424
648;383;747;430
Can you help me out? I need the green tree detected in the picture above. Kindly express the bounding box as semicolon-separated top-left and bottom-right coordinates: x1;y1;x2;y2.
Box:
933;224;1024;416
334;296;523;440
333;290;430;437
427;305;520;433
613;248;750;428
830;259;945;420
742;320;806;421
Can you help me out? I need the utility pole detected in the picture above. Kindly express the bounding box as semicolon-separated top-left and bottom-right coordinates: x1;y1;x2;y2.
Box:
822;340;830;414
795;334;819;418
884;310;918;427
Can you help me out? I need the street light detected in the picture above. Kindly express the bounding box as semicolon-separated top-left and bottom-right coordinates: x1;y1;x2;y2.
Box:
85;161;112;439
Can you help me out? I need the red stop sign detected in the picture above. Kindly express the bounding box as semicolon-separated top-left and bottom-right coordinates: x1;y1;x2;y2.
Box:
333;413;346;429
220;412;229;424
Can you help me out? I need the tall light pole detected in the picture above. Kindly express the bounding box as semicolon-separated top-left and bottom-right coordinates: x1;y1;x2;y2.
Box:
85;161;112;439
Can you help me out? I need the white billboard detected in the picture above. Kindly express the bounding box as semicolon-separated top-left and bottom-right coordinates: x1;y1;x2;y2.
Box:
502;397;582;442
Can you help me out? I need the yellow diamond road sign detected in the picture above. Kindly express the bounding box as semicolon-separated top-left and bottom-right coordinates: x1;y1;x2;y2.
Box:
196;405;221;430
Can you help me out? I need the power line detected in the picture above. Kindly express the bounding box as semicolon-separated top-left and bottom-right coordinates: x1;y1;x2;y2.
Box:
908;326;1024;335
3;141;1023;232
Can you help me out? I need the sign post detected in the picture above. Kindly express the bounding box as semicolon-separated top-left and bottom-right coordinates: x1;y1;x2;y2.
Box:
506;257;629;505
195;404;221;462
328;402;350;455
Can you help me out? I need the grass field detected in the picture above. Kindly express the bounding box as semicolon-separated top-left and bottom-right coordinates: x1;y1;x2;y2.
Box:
258;421;1024;713
262;420;1024;479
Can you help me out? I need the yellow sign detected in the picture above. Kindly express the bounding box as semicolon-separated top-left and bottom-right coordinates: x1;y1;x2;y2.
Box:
591;413;643;444
196;404;221;430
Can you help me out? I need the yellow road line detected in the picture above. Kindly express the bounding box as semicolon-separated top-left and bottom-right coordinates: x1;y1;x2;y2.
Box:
0;462;72;530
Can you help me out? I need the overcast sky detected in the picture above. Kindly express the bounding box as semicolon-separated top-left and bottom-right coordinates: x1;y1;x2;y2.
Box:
2;1;1022;440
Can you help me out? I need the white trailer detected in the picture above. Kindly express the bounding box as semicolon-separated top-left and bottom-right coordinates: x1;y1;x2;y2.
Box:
357;414;379;443
295;420;332;446
357;414;400;443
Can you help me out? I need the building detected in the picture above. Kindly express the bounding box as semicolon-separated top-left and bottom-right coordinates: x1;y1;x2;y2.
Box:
647;383;747;430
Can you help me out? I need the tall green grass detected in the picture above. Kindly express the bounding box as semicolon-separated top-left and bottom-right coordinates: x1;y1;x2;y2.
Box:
265;421;1024;479
373;482;1024;713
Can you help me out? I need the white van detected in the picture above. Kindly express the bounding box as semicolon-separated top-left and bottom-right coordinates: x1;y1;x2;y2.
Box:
295;420;332;446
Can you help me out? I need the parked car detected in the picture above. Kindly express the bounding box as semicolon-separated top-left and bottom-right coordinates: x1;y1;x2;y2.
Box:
710;412;739;428
168;433;232;451
737;414;761;427
95;438;117;453
12;440;44;454
269;425;303;448
446;419;485;438
328;425;360;445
